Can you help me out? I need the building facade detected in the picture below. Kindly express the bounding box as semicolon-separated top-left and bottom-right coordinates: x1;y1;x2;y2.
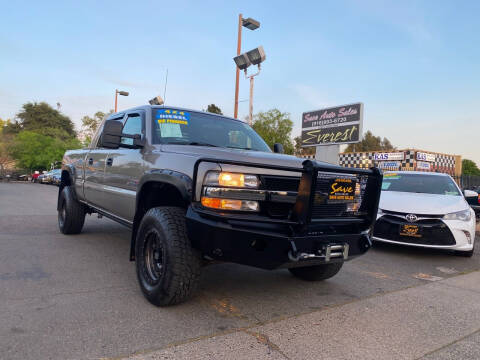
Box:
338;149;461;176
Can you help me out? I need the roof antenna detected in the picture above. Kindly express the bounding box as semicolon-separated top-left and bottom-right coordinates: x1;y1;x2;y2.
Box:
163;68;168;105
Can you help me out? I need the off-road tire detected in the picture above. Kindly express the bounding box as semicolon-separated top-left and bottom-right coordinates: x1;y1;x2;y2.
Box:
135;207;201;306
58;186;86;234
288;262;344;281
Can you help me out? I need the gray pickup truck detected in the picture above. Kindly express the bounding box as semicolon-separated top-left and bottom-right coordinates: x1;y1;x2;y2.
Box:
59;105;383;306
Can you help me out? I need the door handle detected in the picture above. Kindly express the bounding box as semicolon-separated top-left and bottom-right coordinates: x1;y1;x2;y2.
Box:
106;158;113;166
88;158;93;165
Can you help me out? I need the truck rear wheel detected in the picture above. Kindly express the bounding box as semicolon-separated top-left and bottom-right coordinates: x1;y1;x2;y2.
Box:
58;186;86;234
135;207;201;306
288;262;343;281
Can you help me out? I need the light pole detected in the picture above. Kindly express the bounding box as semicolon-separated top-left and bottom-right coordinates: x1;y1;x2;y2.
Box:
234;14;260;119
234;46;266;126
114;89;129;112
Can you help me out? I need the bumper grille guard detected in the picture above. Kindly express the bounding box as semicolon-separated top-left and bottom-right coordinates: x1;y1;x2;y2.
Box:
192;158;383;235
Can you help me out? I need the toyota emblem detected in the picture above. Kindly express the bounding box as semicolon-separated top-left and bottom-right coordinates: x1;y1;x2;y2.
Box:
406;214;418;222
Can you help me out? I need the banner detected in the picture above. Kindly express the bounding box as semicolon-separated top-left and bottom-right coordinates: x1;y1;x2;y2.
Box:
301;103;363;146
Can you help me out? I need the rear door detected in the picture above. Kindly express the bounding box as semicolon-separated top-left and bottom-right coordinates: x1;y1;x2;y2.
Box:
103;110;146;222
83;114;125;209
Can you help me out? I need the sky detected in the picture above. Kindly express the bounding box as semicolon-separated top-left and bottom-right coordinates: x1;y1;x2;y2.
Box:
1;0;479;164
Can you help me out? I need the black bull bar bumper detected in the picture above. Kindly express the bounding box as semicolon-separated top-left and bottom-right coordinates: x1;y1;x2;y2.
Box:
186;159;383;270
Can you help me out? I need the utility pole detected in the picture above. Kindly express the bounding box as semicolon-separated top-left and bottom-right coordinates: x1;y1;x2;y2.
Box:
245;65;261;126
234;14;243;119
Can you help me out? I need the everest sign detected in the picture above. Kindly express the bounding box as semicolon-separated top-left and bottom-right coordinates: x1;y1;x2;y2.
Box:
301;103;363;147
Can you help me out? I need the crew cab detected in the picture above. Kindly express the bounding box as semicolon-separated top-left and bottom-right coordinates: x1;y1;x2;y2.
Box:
58;105;382;306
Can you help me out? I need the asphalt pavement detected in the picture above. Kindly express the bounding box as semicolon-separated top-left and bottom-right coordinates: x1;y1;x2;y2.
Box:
0;182;479;360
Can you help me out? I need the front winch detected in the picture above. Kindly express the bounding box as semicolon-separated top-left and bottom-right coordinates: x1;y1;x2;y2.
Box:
288;242;349;262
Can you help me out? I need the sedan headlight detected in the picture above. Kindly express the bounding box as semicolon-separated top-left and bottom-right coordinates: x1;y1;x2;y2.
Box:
201;171;260;212
443;209;472;222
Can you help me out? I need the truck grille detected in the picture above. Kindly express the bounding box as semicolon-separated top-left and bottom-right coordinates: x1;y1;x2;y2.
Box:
261;175;367;219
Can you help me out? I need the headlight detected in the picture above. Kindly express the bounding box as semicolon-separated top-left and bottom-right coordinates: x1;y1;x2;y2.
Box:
204;171;259;188
201;171;260;211
443;209;472;222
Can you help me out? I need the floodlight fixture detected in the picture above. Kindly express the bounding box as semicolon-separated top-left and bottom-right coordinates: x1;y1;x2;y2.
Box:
117;90;129;96
149;95;164;106
242;17;260;30
246;46;266;66
233;53;251;70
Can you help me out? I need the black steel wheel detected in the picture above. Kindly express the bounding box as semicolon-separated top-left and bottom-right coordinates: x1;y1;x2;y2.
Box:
135;207;201;306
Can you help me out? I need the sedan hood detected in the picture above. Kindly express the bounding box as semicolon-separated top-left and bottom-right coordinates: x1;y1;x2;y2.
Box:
379;191;468;215
160;144;308;169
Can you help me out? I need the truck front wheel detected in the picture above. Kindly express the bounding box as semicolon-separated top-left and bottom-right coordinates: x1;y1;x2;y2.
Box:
58;186;86;234
135;207;201;306
288;262;343;281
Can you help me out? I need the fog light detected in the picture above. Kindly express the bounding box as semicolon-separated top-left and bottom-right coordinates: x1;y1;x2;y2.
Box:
463;230;472;244
201;197;259;211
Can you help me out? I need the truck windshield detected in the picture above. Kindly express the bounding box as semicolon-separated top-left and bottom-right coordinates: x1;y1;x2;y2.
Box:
151;108;271;152
382;173;461;196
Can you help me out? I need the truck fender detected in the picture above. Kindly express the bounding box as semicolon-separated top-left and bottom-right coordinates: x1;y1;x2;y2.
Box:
130;170;193;261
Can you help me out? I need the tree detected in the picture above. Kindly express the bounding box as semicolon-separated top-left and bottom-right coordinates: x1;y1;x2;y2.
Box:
344;131;395;152
294;136;315;156
462;159;480;176
10;131;81;170
80;110;112;146
206;104;223;115
0;133;15;175
252;109;294;154
13;102;76;139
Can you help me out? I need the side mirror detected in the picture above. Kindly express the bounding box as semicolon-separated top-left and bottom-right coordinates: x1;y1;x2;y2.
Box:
273;143;284;154
464;189;478;198
100;120;123;149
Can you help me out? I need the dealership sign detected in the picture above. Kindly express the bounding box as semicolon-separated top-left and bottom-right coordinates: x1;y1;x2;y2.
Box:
373;152;405;161
378;161;400;169
301;103;363;146
417;161;431;170
416;152;436;162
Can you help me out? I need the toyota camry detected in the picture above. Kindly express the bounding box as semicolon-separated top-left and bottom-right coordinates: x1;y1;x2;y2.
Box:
373;171;476;257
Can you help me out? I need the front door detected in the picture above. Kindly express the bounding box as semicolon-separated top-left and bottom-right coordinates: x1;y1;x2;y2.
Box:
103;111;146;222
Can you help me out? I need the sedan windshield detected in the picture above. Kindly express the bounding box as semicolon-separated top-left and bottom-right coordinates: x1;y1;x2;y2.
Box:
382;173;461;196
151;108;271;152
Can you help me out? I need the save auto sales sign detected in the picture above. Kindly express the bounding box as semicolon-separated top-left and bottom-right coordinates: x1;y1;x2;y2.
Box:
301;103;363;147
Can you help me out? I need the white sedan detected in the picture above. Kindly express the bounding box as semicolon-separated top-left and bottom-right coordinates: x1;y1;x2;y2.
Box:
373;171;476;257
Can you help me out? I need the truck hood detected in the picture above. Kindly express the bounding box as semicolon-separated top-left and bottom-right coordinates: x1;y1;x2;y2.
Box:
379;191;468;215
160;144;307;169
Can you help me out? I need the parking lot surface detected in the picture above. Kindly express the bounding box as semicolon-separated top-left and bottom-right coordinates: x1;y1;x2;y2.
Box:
1;182;479;359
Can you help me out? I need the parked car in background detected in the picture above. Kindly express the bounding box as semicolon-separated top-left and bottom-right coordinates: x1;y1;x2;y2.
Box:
373;171;476;257
464;189;480;218
38;172;49;184
50;169;61;186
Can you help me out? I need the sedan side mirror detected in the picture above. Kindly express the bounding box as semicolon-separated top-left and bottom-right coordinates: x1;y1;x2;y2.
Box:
273;143;284;154
464;189;478;198
100;120;123;149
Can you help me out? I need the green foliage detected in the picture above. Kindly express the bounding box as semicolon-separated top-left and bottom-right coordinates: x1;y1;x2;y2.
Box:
14;102;77;139
252;109;294;155
10;131;81;170
462;159;480;176
0;132;15;174
80;111;111;146
206;104;223;115
344;130;395;152
294;136;315;156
